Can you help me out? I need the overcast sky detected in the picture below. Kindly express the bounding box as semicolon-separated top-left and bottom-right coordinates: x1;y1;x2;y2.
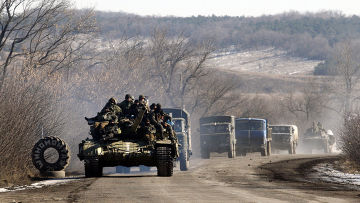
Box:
74;0;359;17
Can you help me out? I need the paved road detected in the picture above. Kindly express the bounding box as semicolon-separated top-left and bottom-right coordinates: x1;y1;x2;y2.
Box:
1;154;359;203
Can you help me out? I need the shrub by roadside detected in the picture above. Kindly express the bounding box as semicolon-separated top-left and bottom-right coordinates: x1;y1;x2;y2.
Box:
338;114;360;166
0;83;64;186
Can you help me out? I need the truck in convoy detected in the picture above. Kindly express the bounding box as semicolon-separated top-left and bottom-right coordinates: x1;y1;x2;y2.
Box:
235;118;272;156
199;116;236;159
270;125;298;154
163;108;192;171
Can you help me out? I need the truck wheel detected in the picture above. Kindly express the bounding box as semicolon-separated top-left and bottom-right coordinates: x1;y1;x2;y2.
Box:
266;141;271;156
179;150;189;171
201;147;210;159
228;143;236;158
32;136;70;172
156;146;174;177
261;143;267;156
85;158;103;178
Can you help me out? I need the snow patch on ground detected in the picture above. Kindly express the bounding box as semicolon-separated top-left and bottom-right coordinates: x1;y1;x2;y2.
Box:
208;48;322;75
309;163;360;189
0;177;80;193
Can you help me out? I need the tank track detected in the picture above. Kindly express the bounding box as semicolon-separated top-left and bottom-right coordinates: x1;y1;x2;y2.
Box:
85;158;103;178
156;146;173;177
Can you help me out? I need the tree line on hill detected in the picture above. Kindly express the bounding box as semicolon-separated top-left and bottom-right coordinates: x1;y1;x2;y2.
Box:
94;10;360;75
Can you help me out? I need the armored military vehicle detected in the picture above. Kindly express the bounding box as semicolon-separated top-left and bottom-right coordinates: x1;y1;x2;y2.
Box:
270;125;298;154
200;116;236;159
163;108;192;171
301;121;335;154
78;109;179;177
235;118;272;156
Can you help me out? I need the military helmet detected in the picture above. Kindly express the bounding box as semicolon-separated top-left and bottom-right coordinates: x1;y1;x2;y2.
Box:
156;103;162;110
139;95;146;100
150;103;156;110
109;97;117;104
125;94;132;100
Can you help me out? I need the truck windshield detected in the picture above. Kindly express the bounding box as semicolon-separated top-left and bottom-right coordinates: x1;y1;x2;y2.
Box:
173;120;183;132
215;124;230;133
236;120;265;131
200;124;230;134
272;126;290;133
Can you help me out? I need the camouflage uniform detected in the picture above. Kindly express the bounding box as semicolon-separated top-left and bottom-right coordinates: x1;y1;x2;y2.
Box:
147;104;164;139
118;94;134;116
155;103;177;142
129;100;140;118
137;117;157;143
86;97;122;140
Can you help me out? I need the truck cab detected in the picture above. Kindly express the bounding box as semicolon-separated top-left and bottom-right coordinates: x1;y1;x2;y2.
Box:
235;118;271;156
163;108;192;171
270;125;298;154
200;116;236;159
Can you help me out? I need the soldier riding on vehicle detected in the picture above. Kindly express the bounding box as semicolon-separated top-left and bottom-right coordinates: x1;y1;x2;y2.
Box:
79;94;179;177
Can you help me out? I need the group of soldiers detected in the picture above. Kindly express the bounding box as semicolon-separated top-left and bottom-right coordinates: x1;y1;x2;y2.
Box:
85;94;177;143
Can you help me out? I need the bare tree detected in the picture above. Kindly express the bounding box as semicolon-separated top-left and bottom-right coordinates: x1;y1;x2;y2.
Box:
335;41;360;114
147;29;214;106
0;0;97;89
185;72;240;116
282;80;327;121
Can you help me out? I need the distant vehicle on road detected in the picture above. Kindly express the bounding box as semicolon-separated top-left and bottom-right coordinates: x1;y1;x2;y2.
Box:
270;125;298;154
235;118;272;156
163;108;192;171
199;116;236;159
301;121;335;154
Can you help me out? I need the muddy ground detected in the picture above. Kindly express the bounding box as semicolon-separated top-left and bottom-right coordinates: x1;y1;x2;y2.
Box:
1;154;359;203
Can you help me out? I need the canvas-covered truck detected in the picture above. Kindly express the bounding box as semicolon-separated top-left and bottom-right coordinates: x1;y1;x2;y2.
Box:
270;125;298;154
200;116;236;159
163;108;192;171
235;118;272;156
78;109;179;177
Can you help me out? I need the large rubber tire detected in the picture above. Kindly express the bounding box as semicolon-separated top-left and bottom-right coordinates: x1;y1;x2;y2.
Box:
32;136;70;172
85;158;103;178
266;141;271;156
156;146;174;177
228;143;236;158
179;150;189;171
